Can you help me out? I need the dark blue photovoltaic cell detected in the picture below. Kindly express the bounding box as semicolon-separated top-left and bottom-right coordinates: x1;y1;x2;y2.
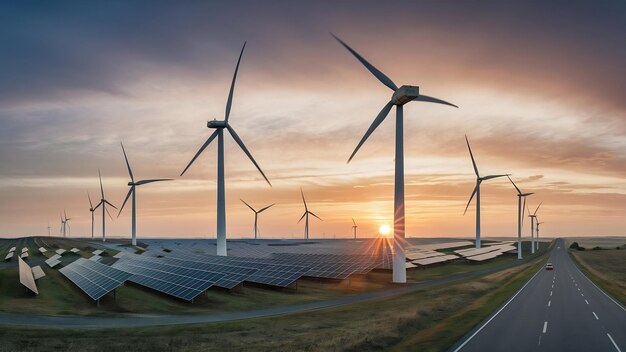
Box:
59;257;131;300
270;253;381;279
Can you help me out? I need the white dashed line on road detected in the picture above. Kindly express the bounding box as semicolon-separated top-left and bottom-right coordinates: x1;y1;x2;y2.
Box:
542;321;548;334
548;300;551;307
607;333;621;352
550;291;553;297
592;312;599;320
585;299;589;305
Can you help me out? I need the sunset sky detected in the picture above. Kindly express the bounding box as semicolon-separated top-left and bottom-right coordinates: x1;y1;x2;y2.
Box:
1;0;625;239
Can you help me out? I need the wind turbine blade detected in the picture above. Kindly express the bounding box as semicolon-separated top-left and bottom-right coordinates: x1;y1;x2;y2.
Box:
94;200;102;210
226;125;271;186
105;205;114;220
522;197;526;228
348;101;394;163
225;42;246;122
463;183;478;215
414;94;458;108
104;200;117;209
300;188;308;211
465;135;480;177
507;175;522;195
309;211;323;221
180;129;219;176
297;212;306;224
352;218;356;226
135;178;173;185
534;201;543;215
240;198;256;212
98;169;105;198
120;141;134;183
331;33;398;91
482;174;510;181
118;187;133;217
258;203;275;213
88;191;94;208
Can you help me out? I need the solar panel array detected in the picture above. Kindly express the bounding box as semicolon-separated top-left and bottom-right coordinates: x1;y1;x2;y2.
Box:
111;256;224;300
55;249;66;255
45;254;62;268
38;247;47;253
32;266;46;280
70;248;80;253
270;253;380;280
4;252;13;260
59;258;132;300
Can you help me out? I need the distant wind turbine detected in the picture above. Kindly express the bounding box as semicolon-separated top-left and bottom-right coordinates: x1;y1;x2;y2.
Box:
240;199;275;239
298;189;321;240
180;42;271;256
507;176;533;259
94;169;117;242
88;192;96;239
536;220;544;251
352;218;358;239
118;142;172;246
464;136;509;249
63;210;71;237
47;223;51;237
59;213;65;237
333;34;457;283
528;202;542;254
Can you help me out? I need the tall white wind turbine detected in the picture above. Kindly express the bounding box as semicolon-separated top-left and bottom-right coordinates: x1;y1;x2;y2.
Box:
240;199;275;239
118;142;172;246
88;192;96;239
536;220;544;251
352;218;358;239
298;189;321;240
333;34;457;283
94;169;117;242
463;136;509;249
507;176;533;259
63;210;71;237
180;42;271;256
59;213;66;237
528;202;542;254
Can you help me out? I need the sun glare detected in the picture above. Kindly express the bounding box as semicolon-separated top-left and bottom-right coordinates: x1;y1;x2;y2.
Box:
379;224;392;237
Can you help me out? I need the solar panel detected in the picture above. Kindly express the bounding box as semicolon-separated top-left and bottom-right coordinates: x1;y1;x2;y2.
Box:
20;252;29;259
270;253;380;280
412;254;458;266
55;249;66;255
32;266;46;280
21;247;28;253
45;254;62;268
38;247;47;253
9;247;16;252
467;252;500;261
59;258;131;300
111;256;224;301
89;255;102;262
70;248;80;253
4;252;13;261
18;257;38;294
92;249;103;255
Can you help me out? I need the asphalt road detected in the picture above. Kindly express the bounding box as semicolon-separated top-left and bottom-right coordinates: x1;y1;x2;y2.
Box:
0;250;543;329
450;238;625;352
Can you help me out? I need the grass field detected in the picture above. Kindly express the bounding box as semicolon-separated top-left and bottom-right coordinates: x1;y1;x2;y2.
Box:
0;250;547;352
569;248;626;305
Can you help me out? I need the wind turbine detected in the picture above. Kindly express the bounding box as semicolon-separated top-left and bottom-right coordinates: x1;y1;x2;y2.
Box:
63;210;71;237
298;189;321;240
536;220;544;251
47;223;51;237
88;192;96;239
463;136;509;249
352;218;358;239
240;199;275;239
118;142;172;246
528;202;542;254
333;34;457;284
60;213;65;237
180;42;271;256
507;176;533;259
94;169;117;242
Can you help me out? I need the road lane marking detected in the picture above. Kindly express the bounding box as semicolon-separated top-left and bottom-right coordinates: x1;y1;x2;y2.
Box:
607;333;621;352
542;321;548;333
592;312;598;320
574;265;626;313
548;300;551;307
550;291;553;296
585;299;589;304
581;294;584;297
551;284;554;288
451;267;544;352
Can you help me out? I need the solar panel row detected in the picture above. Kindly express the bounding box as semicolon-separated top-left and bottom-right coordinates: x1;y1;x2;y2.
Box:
59;258;131;300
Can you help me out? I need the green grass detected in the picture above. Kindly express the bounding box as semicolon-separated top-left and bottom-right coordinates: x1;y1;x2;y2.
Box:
569;249;626;305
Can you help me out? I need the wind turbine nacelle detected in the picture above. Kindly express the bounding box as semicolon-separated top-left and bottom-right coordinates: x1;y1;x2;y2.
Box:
207;120;227;128
391;85;420;105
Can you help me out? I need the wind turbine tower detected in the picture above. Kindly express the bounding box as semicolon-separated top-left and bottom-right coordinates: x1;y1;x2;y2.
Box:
528;202;542;254
352;218;358;239
507;176;533;259
118;142;172;246
240;199;275;239
333;34;457;283
88;192;96;239
94;170;117;242
180;42;271;256
464;136;509;249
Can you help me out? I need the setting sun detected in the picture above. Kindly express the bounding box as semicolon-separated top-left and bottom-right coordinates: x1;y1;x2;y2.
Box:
379;224;392;237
